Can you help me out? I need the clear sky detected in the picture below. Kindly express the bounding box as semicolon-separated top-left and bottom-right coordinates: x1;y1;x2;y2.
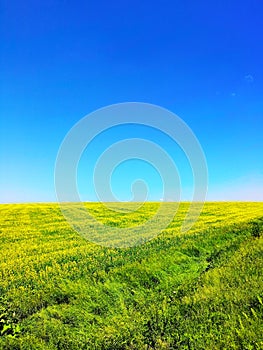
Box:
1;0;263;203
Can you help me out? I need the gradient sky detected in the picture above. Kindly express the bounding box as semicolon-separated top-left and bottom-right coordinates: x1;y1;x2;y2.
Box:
1;0;263;203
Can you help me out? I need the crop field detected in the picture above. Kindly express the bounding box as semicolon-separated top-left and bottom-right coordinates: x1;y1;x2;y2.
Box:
0;202;263;349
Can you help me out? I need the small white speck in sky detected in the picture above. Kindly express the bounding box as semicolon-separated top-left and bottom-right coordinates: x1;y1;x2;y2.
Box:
245;74;254;83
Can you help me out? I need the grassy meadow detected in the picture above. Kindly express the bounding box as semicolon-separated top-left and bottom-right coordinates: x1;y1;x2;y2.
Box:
0;202;263;349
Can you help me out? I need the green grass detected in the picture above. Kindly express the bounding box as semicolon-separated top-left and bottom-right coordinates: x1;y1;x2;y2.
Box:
0;202;263;349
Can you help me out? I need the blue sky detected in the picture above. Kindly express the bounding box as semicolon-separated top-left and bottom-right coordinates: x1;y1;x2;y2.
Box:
1;0;263;203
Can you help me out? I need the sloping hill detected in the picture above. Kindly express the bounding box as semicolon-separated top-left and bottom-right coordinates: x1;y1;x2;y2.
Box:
0;203;262;349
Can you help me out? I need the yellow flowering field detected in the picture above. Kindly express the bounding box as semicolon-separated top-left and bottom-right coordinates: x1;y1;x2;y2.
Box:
0;202;262;349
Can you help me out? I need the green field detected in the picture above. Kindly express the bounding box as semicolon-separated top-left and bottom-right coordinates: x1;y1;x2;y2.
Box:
0;202;263;349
